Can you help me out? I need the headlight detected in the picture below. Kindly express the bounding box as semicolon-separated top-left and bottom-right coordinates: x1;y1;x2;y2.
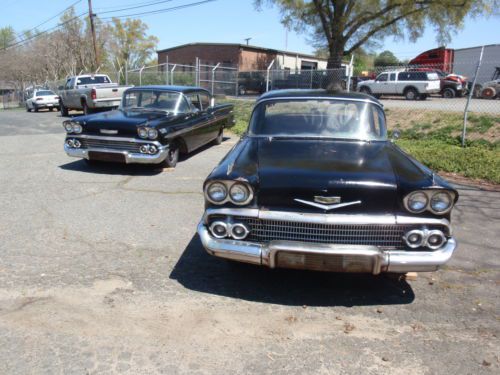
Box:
430;191;453;213
229;183;250;204
405;191;428;213
138;127;148;139
147;128;158;140
73;123;82;134
206;182;227;203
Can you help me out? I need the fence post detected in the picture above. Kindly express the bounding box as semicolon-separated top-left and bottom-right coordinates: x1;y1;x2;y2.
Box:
462;46;484;147
170;64;177;85
195;57;199;86
266;59;275;92
139;66;145;86
211;63;221;95
346;54;354;92
125;61;128;85
165;56;169;85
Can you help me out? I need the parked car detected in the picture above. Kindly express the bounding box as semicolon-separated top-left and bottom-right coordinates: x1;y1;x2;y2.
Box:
25;89;60;112
63;86;234;168
358;70;441;100
198;89;458;274
407;68;467;98
238;72;266;95
58;74;131;116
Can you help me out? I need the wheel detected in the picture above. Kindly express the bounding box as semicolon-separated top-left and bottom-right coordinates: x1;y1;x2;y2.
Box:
56;106;60;112
404;88;419;100
359;86;372;95
82;102;93;115
25;104;31;112
481;87;496;99
60;101;69;116
34;105;39;112
238;85;246;96
162;143;179;168
213;129;223;145
442;88;455;99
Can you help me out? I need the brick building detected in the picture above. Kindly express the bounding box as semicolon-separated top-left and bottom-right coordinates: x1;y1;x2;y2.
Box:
157;43;328;71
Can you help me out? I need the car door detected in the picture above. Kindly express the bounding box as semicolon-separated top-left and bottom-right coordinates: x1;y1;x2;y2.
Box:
385;72;397;94
184;92;211;150
198;92;219;143
373;73;389;94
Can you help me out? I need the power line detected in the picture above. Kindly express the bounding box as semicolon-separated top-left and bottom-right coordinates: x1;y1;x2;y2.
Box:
95;0;176;13
99;0;216;20
15;0;83;40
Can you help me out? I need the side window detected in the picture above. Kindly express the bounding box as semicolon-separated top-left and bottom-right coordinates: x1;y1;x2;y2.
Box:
398;72;409;81
199;93;210;110
376;74;388;82
188;94;201;111
65;79;72;90
389;73;396;81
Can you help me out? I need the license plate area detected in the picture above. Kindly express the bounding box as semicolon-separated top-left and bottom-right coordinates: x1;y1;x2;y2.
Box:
276;252;374;273
88;151;125;163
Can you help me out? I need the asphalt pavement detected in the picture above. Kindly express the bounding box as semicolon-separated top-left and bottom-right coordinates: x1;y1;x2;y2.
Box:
0;109;499;374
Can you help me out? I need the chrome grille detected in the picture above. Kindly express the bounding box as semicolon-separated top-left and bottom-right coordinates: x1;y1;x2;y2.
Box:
235;217;448;249
78;138;142;152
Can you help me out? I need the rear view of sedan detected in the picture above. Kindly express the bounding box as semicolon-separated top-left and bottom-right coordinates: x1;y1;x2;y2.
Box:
26;89;60;112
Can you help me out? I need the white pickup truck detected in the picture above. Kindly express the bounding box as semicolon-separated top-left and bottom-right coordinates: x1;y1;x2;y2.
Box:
358;70;441;100
58;74;131;116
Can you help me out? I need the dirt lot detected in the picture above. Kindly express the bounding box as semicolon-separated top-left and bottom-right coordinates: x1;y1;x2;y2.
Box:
0;110;499;374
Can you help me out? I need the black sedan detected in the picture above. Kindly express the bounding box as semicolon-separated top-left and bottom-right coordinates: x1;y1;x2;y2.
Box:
198;89;459;274
63;86;234;168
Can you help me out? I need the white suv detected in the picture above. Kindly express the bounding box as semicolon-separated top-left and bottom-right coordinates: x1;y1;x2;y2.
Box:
358;71;441;100
25;89;60;112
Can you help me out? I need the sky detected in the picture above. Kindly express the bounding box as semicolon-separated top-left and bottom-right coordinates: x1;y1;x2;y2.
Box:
1;0;499;60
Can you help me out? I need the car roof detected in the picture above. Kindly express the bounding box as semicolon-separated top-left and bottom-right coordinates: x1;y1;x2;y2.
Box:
128;85;210;94
257;89;382;106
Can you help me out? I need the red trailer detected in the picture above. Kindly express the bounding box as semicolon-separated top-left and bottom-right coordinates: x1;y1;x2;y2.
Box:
409;47;455;72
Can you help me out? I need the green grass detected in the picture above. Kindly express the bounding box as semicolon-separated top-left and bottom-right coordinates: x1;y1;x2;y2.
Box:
221;98;500;184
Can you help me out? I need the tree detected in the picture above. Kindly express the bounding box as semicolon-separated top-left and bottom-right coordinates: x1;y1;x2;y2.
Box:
374;50;399;67
255;0;497;74
0;26;16;49
105;18;159;71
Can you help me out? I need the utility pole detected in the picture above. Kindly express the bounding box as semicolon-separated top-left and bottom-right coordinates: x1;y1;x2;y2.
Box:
244;38;252;46
88;0;99;68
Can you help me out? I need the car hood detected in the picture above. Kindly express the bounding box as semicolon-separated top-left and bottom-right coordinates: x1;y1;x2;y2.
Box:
219;137;435;214
75;109;178;136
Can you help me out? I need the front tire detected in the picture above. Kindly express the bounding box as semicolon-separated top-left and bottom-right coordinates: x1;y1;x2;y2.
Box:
162;144;179;168
442;88;455;99
213;129;223;145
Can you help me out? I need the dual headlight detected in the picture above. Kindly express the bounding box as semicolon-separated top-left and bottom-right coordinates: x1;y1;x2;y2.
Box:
404;190;455;214
63;121;82;134
205;181;253;205
137;127;158;140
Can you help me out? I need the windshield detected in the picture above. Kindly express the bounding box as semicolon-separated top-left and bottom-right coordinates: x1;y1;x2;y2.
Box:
122;90;189;114
36;90;56;96
249;99;387;141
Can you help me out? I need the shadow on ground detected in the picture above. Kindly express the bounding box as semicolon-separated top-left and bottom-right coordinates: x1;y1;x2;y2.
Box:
170;235;415;307
58;159;164;176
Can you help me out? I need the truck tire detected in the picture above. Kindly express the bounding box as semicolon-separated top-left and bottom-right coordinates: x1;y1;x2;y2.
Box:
404;87;419;100
443;88;455;99
60;101;69;117
82;101;93;115
481;87;496;99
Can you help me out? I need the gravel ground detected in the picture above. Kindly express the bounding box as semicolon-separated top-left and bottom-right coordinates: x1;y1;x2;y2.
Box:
0;110;499;375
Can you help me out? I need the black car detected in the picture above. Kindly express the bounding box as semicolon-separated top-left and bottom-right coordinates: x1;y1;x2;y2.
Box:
198;89;458;274
63;86;234;168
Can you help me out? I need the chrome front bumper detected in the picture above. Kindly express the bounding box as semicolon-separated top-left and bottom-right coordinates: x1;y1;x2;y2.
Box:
64;143;169;164
197;209;457;274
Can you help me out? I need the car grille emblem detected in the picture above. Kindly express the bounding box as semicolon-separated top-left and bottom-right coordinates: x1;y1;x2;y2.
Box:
295;197;361;211
314;196;341;204
100;129;118;134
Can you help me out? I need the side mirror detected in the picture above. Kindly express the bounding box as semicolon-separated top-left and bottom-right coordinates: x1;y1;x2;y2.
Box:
392;129;401;142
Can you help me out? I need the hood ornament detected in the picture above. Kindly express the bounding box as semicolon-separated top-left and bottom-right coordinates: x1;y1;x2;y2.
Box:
100;129;118;134
295;197;361;211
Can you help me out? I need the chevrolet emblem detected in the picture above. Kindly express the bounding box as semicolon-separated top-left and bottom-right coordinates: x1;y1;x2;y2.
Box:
314;196;341;204
100;129;118;135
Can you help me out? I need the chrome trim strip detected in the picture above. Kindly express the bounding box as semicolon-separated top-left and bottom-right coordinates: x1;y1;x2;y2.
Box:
256;96;384;109
68;134;163;146
203;207;451;230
